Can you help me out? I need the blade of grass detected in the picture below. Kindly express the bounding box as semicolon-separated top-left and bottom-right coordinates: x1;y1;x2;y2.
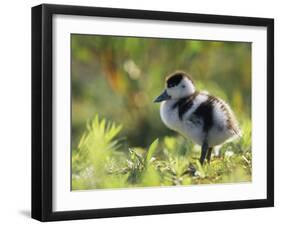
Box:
146;138;159;164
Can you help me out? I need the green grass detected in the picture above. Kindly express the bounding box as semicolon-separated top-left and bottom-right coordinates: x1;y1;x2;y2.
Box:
72;115;252;190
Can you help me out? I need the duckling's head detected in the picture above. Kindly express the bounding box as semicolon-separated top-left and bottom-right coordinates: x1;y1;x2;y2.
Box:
154;71;195;102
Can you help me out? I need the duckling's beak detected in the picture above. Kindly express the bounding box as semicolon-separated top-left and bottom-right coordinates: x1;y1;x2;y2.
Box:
154;90;171;103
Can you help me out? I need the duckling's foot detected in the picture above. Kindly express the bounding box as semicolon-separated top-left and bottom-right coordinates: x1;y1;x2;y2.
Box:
206;147;213;163
200;141;209;165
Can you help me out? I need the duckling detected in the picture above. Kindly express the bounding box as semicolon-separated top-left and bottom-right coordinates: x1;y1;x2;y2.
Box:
154;71;241;165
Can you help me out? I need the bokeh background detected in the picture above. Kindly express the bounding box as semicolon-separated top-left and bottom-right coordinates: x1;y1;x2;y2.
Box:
71;34;252;190
71;34;251;148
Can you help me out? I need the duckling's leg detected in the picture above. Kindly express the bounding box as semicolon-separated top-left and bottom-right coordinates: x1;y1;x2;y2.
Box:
200;140;209;165
206;147;213;163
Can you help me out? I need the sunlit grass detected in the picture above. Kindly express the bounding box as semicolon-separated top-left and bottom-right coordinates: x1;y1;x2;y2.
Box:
72;115;251;190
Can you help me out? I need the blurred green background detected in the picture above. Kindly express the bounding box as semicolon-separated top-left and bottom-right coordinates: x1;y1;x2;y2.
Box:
71;34;251;149
71;34;252;190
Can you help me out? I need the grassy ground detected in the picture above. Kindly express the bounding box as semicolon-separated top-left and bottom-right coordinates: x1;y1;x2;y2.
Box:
72;115;251;190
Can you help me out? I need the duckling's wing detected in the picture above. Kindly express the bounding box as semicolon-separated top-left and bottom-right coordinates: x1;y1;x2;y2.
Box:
210;95;242;138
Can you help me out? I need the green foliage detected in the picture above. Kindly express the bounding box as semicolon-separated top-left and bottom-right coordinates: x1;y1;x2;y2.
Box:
72;115;252;190
72;115;125;189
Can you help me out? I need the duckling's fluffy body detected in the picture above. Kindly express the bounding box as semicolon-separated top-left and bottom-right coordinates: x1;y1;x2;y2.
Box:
160;92;240;147
154;71;241;164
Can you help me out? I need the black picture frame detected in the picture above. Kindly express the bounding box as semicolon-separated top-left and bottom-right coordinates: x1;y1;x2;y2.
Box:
32;3;274;222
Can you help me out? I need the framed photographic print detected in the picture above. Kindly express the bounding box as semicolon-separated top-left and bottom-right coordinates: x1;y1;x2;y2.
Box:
31;4;274;221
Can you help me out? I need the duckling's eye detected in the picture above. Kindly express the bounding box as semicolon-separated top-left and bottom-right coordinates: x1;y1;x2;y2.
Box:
182;85;186;88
